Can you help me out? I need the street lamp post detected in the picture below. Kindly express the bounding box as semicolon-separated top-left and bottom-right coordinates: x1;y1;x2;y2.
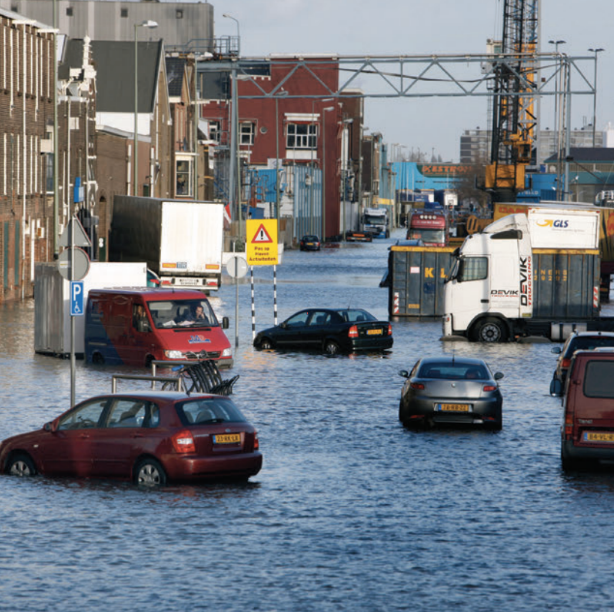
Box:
134;20;158;197
548;39;566;200
223;14;240;55
321;106;335;242
589;47;605;147
223;14;241;239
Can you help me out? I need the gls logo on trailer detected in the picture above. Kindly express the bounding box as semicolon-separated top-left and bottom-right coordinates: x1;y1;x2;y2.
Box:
536;219;570;229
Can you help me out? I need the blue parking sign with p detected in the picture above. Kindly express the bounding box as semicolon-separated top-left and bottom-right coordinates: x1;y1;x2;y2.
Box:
70;281;84;316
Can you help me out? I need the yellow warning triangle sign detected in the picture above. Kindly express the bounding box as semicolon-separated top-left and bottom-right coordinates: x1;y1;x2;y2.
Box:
252;223;273;243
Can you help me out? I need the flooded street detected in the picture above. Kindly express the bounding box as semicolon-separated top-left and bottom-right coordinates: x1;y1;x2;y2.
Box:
2;230;614;611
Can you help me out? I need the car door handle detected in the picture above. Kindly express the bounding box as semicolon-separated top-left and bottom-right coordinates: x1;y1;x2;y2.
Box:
481;299;489;303
132;433;145;438
79;434;91;439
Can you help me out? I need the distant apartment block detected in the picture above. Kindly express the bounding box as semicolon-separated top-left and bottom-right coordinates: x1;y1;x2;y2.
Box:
460;128;606;165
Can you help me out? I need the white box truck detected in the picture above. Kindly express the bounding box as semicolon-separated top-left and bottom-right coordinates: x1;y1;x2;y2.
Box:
109;196;224;291
441;208;614;342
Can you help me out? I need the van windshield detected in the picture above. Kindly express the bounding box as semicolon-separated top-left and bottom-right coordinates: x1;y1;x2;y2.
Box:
146;299;218;329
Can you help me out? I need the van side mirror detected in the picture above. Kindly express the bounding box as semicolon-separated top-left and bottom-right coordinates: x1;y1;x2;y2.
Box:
494;372;504;380
550;379;563;396
551;346;562;354
399;370;410;378
222;316;229;329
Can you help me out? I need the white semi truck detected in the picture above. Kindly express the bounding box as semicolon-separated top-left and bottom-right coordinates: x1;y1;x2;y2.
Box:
361;207;390;238
442;208;614;342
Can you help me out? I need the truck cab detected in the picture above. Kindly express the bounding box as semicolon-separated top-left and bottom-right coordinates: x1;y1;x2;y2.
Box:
407;209;448;246
443;214;531;342
362;207;390;238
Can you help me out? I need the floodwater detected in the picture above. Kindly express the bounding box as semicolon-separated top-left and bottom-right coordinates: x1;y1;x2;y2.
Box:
2;231;614;611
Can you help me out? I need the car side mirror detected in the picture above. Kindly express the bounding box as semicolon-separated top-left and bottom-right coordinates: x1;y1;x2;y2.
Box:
551;347;562;354
222;316;229;329
399;370;409;378
43;421;56;432
550;379;563;396
280;322;287;329
494;372;504;380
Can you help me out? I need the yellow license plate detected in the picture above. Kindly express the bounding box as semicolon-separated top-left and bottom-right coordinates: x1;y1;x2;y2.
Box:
366;329;383;336
436;403;470;412
583;432;614;443
214;433;241;444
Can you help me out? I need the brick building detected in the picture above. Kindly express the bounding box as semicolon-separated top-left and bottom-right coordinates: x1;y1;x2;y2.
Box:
0;10;56;302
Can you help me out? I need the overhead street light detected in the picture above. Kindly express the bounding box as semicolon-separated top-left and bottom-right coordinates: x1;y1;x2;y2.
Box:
223;13;240;55
548;40;566;200
589;47;605;147
134;20;158;196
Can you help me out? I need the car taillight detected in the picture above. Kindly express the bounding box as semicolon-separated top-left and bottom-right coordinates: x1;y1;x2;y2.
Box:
561;358;571;368
387;324;393;336
171;429;195;454
254;431;259;450
410;382;425;390
483;385;497;392
348;325;359;338
564;416;573;438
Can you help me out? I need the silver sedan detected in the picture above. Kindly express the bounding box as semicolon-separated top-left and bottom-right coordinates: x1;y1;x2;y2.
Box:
398;357;504;430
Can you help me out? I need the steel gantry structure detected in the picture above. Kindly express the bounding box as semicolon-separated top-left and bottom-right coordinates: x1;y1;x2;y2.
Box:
197;50;597;225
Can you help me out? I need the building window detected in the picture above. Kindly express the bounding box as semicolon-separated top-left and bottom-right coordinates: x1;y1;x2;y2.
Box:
176;159;193;197
121;8;128;18
209;120;221;144
240;122;255;146
287;123;317;150
176;9;184;19
45;154;54;193
66;7;73;16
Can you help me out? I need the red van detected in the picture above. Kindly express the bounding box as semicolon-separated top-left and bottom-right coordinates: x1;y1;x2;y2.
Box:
561;348;614;470
85;288;232;369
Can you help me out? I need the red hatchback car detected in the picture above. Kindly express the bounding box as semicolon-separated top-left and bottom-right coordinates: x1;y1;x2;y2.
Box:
0;392;262;486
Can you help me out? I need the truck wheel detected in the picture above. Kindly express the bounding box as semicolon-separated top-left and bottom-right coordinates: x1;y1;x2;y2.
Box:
475;318;507;343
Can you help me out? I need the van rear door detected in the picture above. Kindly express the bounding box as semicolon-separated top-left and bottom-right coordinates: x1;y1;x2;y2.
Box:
568;354;614;445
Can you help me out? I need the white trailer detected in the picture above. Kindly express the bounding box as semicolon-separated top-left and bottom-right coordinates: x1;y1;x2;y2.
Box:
34;261;148;358
110;197;225;291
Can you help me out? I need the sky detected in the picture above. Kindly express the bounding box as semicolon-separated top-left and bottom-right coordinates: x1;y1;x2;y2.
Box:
211;0;613;163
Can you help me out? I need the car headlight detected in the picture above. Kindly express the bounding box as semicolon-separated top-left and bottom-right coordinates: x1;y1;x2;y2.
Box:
221;347;233;358
164;350;184;359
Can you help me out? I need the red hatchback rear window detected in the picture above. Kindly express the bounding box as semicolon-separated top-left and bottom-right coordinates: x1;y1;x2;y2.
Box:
177;397;247;425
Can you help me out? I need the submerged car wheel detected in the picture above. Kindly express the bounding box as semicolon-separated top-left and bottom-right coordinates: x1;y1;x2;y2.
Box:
135;458;167;487
259;338;274;350
324;340;340;355
6;453;37;477
475;318;507;343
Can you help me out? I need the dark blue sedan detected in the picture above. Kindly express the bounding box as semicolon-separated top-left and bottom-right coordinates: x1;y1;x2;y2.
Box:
254;308;393;355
